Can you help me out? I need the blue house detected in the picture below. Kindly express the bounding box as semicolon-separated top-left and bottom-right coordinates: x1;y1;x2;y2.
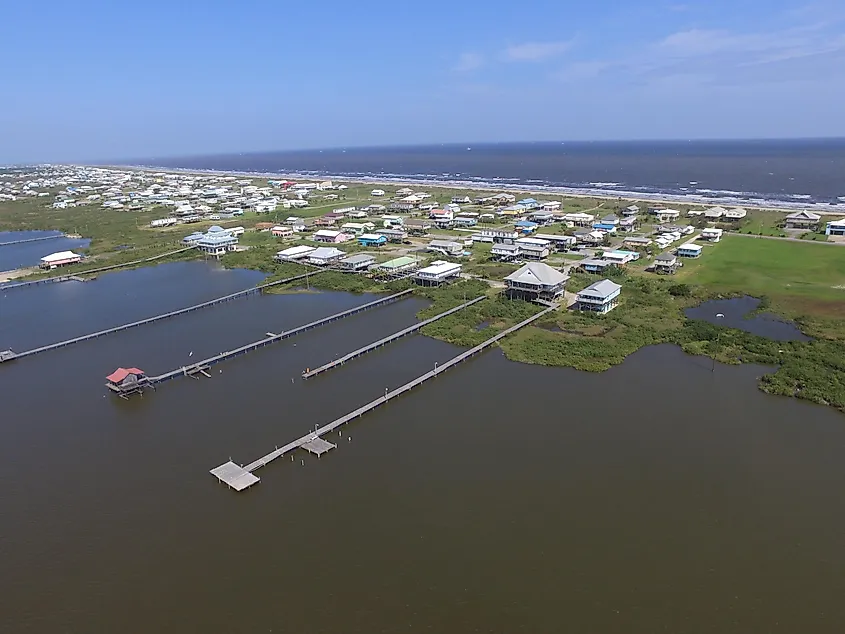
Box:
677;243;703;258
518;198;539;209
592;223;617;233
515;220;539;234
358;233;387;247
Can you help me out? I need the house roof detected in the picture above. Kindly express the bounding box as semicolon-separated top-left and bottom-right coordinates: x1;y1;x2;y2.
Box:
40;250;79;262
429;239;461;248
341;254;376;265
505;262;568;286
106;367;145;383
579;279;622;298
655;252;676;261
786;210;821;220
309;247;345;259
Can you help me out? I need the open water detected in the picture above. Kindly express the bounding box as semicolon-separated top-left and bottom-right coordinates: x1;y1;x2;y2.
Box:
0;230;91;272
130;139;845;211
2;262;845;632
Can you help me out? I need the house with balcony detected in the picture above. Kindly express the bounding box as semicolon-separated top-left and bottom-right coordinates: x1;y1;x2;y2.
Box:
339;254;376;271
784;211;821;230
700;227;723;242
514;237;551;260
576;279;622;314
358;233;387;247
653;252;678;274
428;239;463;257
414;260;462;286
677;242;703;258
492;243;520;260
307;247;346;266
196;225;238;257
275;245;315;261
504;262;569;302
825;218;845;236
313;229;353;243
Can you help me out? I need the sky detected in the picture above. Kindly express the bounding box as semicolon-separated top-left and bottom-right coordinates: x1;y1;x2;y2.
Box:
1;0;844;163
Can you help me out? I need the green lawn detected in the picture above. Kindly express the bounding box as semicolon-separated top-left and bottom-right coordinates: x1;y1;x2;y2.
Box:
679;235;845;316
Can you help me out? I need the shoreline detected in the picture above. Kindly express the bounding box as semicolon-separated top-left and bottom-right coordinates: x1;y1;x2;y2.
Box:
99;163;845;215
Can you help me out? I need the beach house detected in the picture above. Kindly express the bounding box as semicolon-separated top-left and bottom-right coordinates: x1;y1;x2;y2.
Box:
275;245;315;262
358;233;387;247
576;279;622;314
39;251;82;269
313;229;352;244
196;225;238;257
653;252;678;274
723;207;747;220
307;247;346;266
677;242;703;258
415;260;462;285
784;211;821;230
491;243;521;260
514;237;551;260
271;226;293;238
339;254;376;271
700;227;723;242
504;262;569;301
825;218;845;236
428;239;463;257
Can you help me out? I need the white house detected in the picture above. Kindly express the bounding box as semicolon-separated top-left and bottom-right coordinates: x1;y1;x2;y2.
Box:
39;251;82;269
514;237;551;260
307;247;346;266
415;260;462;285
275;245;315;261
652;208;681;222
150;217;177;228
825;218;845;236
724;207;748;220
704;206;727;219
428;239;463;256
784;210;821;230
313;229;353;244
371;189;386;197
700;227;724;242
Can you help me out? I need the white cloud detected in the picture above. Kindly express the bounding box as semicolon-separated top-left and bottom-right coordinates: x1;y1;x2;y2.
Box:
505;40;574;62
453;52;484;72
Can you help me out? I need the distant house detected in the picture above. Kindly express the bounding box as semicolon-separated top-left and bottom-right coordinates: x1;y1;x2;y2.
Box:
723;207;747;220
405;219;432;235
374;228;407;242
652;208;681;222
428;239;463;256
564;212;594;226
504;262;569;301
700;227;723;242
541;201;562;212
784;211;821;230
515;220;539;234
339;254;376;271
415;260;462;285
534;233;577;251
704;206;727;219
618;216;639;232
580;258;615;274
576;279;622;314
600;214;620;226
39;250;82;269
677;242;703;258
429;208;454;222
371;189;385;197
492;243;521;260
451;196;472;204
374;256;420;276
653;252;678;274
601;250;639;265
622;236;652;248
275;245;315;262
271;226;293;237
514;237;551;260
313;229;352;243
196;226;238;257
358;233;387;247
825;218;845;236
182;231;205;246
307;247;346;266
622;205;639;216
529;211;555;225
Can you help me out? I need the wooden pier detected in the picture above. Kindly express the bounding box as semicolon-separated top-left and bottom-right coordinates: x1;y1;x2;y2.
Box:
0;233;64;247
0;270;325;363
211;303;558;491
140;289;414;387
302;295;486;379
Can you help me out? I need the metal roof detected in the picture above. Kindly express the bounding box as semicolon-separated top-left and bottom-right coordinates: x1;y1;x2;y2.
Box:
580;279;622;298
341;254;376;264
504;262;568;286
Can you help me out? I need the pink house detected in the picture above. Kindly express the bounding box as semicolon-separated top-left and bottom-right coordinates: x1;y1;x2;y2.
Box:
313;229;353;243
271;226;293;237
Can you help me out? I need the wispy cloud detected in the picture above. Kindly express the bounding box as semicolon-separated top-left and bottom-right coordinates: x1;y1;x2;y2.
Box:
505;40;575;62
552;13;845;89
453;52;484;72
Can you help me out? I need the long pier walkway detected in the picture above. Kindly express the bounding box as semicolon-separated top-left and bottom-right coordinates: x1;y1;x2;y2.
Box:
0;246;194;291
0;233;64;247
212;302;558;491
302;295;486;379
147;289;413;386
0;270;330;363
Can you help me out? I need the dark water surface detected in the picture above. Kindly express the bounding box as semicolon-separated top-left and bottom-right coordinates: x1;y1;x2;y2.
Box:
685;296;811;342
0;230;91;271
2;263;845;633
136;139;845;206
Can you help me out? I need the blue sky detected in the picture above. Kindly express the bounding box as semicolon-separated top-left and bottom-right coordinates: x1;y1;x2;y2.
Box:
1;0;844;163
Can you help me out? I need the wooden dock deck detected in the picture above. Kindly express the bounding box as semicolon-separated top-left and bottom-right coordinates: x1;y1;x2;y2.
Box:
212;303;558;490
0;270;326;363
144;289;414;386
0;233;64;247
302;295;485;379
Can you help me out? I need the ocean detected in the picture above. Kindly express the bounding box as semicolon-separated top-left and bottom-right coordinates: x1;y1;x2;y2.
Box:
128;139;845;211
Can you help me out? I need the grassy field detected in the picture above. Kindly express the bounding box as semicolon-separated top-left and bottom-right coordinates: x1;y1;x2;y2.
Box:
677;235;845;317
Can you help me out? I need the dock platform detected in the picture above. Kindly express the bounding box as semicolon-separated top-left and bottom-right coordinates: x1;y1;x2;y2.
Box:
302;295;485;379
210;462;261;491
212;303;559;491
